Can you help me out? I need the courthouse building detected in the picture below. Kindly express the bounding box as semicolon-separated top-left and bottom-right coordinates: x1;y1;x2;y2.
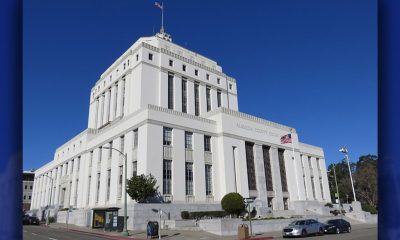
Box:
31;31;331;228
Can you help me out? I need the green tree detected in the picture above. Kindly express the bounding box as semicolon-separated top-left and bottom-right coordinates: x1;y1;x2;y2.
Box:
221;192;245;217
327;159;355;204
127;174;158;203
354;155;378;209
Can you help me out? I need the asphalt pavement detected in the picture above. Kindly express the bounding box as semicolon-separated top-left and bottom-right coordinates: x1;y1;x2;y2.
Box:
23;223;377;240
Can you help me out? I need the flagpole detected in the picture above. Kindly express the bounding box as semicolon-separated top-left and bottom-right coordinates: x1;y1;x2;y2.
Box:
290;128;301;200
161;2;164;33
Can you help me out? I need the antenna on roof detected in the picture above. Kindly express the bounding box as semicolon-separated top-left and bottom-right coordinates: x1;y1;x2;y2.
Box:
154;1;172;41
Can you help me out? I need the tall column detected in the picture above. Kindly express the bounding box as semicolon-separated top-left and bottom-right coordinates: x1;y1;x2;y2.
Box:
109;137;121;205
193;133;206;201
102;89;111;125
269;147;284;210
254;144;267;200
187;80;195;115
199;84;206;116
172;129;185;202
109;84;117;122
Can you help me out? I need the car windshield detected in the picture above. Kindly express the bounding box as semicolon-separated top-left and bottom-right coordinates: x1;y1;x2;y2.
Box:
327;220;339;224
289;220;305;226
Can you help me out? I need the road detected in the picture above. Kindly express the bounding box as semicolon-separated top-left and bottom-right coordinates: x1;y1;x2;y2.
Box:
23;225;116;240
271;224;377;240
23;224;377;240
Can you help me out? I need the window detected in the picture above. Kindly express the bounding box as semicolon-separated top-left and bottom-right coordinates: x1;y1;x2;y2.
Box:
121;79;125;116
74;179;79;206
278;148;288;192
108;141;113;159
106;169;111;201
204;135;211;152
71;160;74;174
29;196;31;200
163;160;172;194
96;173;100;203
182;64;186;72
98;147;102;166
311;177;316;199
24;195;26;200
182;78;187;113
206;73;210;80
148;53;153;60
308;157;312;170
25;185;27;189
163;127;172;146
217;90;221;107
128;59;130;66
120;136;125;153
303;176;308;199
123;63;126;70
194;69;198;76
133;129;139;148
194;82;200;116
30;185;33;190
132;161;137;177
118;166;123;198
229;83;232;90
317;158;321;170
169;59;173;66
263;146;273;191
217;78;220;84
87;176;91;204
245;142;257;191
136;54;139;61
168;73;174;109
206;86;211;112
319;177;324;199
205;164;213;195
77;156;81;172
185;132;193;149
185;163;193;195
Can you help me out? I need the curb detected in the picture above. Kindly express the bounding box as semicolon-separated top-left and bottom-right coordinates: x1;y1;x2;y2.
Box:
56;226;145;240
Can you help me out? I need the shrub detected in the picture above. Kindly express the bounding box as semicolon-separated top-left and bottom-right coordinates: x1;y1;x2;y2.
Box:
189;211;228;219
221;192;245;217
324;203;333;208
127;174;158;203
362;204;378;214
330;209;346;216
181;211;190;220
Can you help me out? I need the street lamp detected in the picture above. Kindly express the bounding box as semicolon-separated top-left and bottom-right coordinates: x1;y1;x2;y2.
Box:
328;164;344;217
339;147;357;202
42;174;54;225
103;146;129;236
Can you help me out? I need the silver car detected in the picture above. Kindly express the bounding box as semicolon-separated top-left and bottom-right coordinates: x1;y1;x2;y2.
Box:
282;219;325;237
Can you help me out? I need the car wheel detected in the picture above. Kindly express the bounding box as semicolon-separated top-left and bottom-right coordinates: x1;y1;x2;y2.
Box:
336;227;340;234
302;229;307;237
319;227;324;236
348;226;351;233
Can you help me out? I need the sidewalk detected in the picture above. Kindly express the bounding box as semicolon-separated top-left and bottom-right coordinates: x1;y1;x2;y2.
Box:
44;222;278;239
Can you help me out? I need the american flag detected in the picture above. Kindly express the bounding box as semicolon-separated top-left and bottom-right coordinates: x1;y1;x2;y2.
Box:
155;2;163;9
280;133;292;144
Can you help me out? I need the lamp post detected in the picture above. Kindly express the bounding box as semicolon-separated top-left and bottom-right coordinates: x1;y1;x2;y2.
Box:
103;146;129;236
42;174;54;225
339;147;357;202
329;164;344;217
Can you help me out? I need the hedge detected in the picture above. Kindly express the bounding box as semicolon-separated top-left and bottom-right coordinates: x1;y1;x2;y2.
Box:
180;211;228;220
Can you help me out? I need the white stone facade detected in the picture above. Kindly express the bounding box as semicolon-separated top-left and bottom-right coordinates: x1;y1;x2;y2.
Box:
31;33;331;225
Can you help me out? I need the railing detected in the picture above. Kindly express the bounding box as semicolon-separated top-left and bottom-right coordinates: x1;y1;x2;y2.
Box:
185;195;195;203
163;146;173;160
204;151;212;164
163;195;173;203
206;195;214;203
185;149;193;162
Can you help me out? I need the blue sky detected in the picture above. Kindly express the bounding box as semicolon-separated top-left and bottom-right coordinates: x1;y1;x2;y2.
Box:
23;0;376;171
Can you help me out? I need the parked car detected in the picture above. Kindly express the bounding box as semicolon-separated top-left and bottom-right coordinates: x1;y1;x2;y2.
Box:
23;215;30;225
28;216;40;225
324;219;351;234
282;219;325;238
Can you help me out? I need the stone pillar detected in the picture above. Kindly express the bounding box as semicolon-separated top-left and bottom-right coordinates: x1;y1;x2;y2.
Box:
187;80;195;115
199;84;206;115
253;144;270;217
171;129;185;201
193;132;206;201
269;147;284;210
116;81;123;118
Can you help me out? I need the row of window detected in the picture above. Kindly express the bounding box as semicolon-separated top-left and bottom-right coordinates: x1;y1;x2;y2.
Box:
163;127;212;152
168;72;224;115
162;160;213;196
23;195;32;200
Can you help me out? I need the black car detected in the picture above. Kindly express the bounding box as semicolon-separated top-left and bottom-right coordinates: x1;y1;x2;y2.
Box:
28;216;40;225
23;215;30;225
324;219;351;234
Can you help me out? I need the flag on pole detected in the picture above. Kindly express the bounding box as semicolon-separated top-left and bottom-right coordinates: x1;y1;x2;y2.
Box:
280;133;292;144
155;2;163;9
